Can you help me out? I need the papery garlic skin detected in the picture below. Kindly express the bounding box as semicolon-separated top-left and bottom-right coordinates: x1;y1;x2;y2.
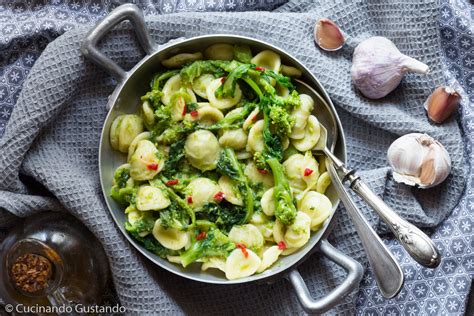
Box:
387;133;451;188
351;37;429;99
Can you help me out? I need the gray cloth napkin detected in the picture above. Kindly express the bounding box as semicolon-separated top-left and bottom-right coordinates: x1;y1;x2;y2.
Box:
0;1;467;314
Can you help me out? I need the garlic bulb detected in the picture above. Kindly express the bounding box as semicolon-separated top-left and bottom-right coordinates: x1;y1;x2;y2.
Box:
351;37;429;99
387;133;451;188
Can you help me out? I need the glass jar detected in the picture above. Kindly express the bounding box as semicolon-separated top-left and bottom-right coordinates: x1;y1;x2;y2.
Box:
0;212;109;310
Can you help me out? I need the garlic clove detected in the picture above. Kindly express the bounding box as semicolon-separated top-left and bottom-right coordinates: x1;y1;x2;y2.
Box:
351;37;429;99
387;133;451;188
424;86;461;123
314;18;345;51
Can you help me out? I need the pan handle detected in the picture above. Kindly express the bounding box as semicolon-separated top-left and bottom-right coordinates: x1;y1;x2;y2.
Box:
81;3;155;81
288;239;363;314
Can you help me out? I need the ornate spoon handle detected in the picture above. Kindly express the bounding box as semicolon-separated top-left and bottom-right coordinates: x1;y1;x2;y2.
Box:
350;179;441;268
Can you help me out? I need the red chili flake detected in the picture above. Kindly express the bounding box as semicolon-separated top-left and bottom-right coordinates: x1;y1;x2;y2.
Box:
236;243;249;258
304;168;314;176
213;191;225;202
196;231;206;241
147;163;159;171
181;104;187;117
220;76;226;84
251;114;258;122
277;241;287;250
165;179;179;186
190;110;199;117
257;169;268;174
187;196;193;204
255;66;265;71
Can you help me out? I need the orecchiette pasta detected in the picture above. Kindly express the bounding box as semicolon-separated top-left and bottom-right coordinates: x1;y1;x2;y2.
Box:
162;52;203;68
141;101;155;126
136;185;170;211
186;177;221;210
153;219;190;250
127;132;151;161
185;106;224;126
161;74;196;106
225;248;261;280
228;224;264;250
244;162;274;189
219;128;248;150
129;140;164;181
251;50;281;73
218;176;243;206
110;114;144;153
204;43;234;60
283;154;307;191
206;78;242;109
261;188;276;216
290;94;314;139
201;257;226;272
316;171;331;194
284;212;311;248
192;74;215;99
292;115;321;152
246;120;265;152
184;130;221;171
298;191;332;228
280;64;302;77
257;245;283;273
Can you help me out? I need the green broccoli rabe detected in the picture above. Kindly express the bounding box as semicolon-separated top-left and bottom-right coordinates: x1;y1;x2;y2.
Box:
141;70;179;107
202;102;256;131
125;207;156;236
180;60;228;83
200;201;246;233
216;148;254;223
150;177;196;227
215;63;254;98
110;165;137;205
159;201;191;230
262;105;284;161
267;157;297;225
155;119;196;144
180;229;236;267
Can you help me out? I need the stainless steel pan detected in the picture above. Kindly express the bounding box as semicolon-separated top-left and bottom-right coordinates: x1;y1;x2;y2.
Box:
81;4;363;313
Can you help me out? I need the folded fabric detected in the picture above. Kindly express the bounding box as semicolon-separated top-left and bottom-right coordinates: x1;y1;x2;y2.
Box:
0;1;467;314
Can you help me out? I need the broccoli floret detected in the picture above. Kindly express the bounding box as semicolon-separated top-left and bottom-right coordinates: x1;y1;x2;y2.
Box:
200;201;246;233
267;157;297;225
253;152;268;171
110;165;137;205
156;119;196;144
217;148;254;223
180;229;236;267
268;105;295;137
159;201;191;230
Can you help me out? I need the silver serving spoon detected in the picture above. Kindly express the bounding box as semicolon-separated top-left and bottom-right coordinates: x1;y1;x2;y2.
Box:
295;79;441;269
